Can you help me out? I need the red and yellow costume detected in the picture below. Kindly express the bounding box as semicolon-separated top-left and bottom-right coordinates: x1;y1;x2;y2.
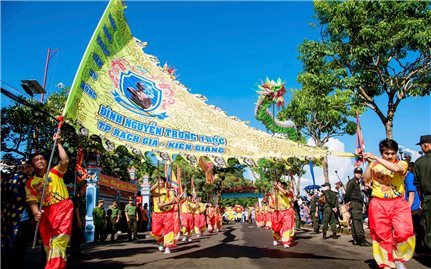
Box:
264;204;272;229
172;201;181;242
269;189;295;246
255;206;264;227
25;166;73;269
215;206;222;232
151;186;176;248
368;160;415;268
180;200;195;237
194;202;206;235
206;205;216;232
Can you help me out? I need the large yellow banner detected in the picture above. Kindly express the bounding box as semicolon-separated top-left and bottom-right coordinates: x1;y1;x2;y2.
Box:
63;0;329;166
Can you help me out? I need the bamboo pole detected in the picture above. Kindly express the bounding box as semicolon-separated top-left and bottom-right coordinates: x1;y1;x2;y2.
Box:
32;116;64;248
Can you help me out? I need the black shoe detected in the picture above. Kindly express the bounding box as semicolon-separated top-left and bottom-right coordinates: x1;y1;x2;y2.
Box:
352;240;358;245
332;234;339;239
359;240;372;246
323;233;328;240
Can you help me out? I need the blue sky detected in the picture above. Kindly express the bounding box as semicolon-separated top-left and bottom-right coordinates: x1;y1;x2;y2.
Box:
1;1;430;187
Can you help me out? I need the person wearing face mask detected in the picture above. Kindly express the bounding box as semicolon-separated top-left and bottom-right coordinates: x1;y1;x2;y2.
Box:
321;182;339;240
363;138;415;269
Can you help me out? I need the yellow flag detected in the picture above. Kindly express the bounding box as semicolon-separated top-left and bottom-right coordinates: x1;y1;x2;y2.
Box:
63;0;331;165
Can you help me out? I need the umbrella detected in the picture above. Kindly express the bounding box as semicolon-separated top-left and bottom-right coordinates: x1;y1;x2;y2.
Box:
304;184;321;191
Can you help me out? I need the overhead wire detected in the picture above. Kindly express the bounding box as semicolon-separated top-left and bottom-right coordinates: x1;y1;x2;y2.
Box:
0;87;56;120
0;80;31;98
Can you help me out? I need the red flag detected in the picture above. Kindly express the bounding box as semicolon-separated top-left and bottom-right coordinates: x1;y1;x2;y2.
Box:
76;148;84;167
198;157;214;184
355;111;365;167
191;175;197;201
75;148;87;182
176;165;182;196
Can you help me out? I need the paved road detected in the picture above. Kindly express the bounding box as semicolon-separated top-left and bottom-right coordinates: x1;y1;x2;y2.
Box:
24;223;429;269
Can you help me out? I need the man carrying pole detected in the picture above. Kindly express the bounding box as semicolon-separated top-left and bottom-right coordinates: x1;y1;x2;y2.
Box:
25;131;73;269
194;197;206;237
180;194;196;242
150;176;176;254
270;181;295;248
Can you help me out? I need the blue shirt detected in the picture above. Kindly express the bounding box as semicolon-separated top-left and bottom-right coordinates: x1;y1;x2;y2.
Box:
404;171;421;211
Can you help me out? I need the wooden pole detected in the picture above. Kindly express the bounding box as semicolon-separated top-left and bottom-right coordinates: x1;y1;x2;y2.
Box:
157;160;161;205
274;163;278;211
32;116;64;248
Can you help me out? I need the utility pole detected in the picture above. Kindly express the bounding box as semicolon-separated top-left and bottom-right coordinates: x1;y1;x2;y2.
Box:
41;48;59;102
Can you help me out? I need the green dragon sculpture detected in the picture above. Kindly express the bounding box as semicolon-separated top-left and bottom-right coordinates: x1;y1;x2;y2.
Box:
255;78;298;141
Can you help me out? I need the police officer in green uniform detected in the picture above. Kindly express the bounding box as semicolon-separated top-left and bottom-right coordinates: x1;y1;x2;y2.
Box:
309;191;321;234
93;199;106;242
71;181;87;256
414;134;431;253
345;167;371;246
125;197;139;241
321;183;339;239
293;197;301;231
107;201;121;241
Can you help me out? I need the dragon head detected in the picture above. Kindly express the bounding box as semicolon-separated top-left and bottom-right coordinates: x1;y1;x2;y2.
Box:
257;78;286;107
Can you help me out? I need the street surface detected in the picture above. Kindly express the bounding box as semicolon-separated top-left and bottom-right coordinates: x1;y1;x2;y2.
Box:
23;223;429;269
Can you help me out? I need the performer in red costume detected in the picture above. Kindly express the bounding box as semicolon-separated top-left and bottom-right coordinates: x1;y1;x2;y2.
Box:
180;195;196;242
269;181;295;248
26;134;73;269
193;197;206;237
363;139;415;269
206;203;216;233
150;177;177;255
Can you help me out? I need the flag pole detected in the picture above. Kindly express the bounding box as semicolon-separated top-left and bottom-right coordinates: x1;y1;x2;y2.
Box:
274;162;278;212
309;159;316;186
157;160;161;205
73;171;77;196
355;110;365;167
32;116;64;248
174;164;182;238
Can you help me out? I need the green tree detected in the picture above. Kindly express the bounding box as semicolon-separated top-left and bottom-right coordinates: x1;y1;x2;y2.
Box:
219;198;257;208
253;158;291;194
287;157;308;195
1;87;154;183
299;1;430;138
1;96;57;158
280;87;356;183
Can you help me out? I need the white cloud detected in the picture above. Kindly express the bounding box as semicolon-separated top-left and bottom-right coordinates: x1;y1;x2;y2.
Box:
299;137;354;194
244;137;419;195
398;145;421;162
243;167;259;182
